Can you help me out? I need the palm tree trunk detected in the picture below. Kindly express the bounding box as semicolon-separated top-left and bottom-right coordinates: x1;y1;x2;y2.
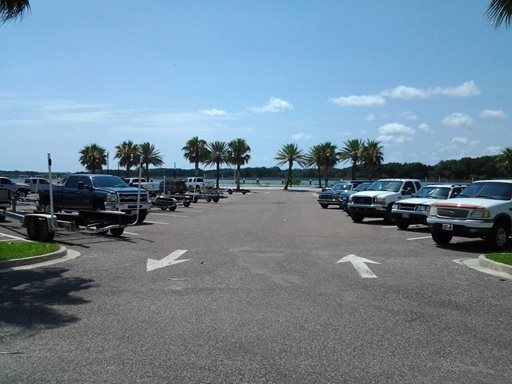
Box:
285;164;292;190
236;165;241;190
215;162;220;189
317;166;322;188
194;162;200;177
351;161;357;180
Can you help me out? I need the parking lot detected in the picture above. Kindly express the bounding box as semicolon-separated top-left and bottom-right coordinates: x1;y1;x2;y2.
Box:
1;189;511;384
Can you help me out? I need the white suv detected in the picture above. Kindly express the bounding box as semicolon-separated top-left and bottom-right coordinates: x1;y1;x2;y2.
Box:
347;179;421;223
391;184;466;230
427;180;512;251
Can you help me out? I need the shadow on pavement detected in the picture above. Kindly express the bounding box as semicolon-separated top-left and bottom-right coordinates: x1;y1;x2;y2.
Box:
0;267;94;339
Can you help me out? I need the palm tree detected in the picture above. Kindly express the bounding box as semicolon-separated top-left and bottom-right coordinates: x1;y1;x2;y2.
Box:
339;139;364;180
275;143;306;190
361;139;384;179
305;144;325;188
227;138;251;190
139;142;164;180
0;0;30;23
204;141;228;189
496;147;512;176
306;142;339;187
115;140;140;178
487;0;512;28
79;143;107;174
182;136;209;176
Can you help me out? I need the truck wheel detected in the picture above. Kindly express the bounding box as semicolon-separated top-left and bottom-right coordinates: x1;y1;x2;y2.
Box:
213;197;219;203
432;231;452;245
350;213;364;223
38;220;55;242
160;207;167;211
26;219;40;240
396;222;409;230
320;204;328;209
206;197;212;202
242;191;247;195
486;222;509;251
110;227;124;237
137;211;147;224
169;205;177;211
193;196;198;203
383;205;393;224
183;201;191;208
227;189;233;195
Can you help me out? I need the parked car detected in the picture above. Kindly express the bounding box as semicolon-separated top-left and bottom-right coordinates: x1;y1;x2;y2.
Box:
159;179;188;194
24;177;50;193
347;178;422;223
0;176;30;196
339;181;375;211
391;184;467;230
318;181;354;209
427;179;512;251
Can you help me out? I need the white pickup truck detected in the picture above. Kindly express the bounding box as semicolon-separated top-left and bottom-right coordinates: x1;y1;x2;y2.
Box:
427;179;512;251
347;178;422;223
124;177;160;196
0;177;31;196
183;177;215;193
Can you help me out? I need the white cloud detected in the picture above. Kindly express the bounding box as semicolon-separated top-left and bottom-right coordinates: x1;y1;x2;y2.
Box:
418;123;434;133
251;97;293;113
381;86;429;100
486;146;502;155
430;81;480;97
397;111;418;120
200;108;227;117
442;113;473;128
377;123;415;143
291;132;312;140
451;136;469;144
365;114;375;121
479;109;508;119
329;94;386;107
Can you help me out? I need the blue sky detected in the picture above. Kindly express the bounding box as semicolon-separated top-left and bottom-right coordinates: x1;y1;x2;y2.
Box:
1;1;511;172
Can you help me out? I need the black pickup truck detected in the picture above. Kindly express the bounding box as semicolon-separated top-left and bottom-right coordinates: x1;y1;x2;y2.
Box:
38;174;152;223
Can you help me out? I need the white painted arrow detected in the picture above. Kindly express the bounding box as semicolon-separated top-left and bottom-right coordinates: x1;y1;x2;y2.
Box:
336;254;380;278
147;249;189;272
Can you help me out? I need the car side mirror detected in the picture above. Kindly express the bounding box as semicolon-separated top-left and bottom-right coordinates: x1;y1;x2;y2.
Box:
77;181;85;190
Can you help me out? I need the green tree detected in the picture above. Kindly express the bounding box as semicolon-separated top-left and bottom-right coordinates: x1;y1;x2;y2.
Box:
306;142;339;187
305;144;325;187
496;147;512;176
227;138;251;190
139;142;164;180
487;0;512;28
274;143;306;190
79;143;107;174
204;141;228;189
0;0;30;23
182;136;209;176
361;139;384;179
115;140;140;178
339;139;364;180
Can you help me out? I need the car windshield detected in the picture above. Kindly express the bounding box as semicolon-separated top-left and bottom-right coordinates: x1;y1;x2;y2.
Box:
354;182;374;192
369;180;402;192
458;182;512;200
92;176;130;188
414;186;450;199
333;183;353;192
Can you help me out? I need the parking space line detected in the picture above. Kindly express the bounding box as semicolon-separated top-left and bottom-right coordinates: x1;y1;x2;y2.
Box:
143;220;169;225
123;231;139;236
0;233;32;242
407;236;432;241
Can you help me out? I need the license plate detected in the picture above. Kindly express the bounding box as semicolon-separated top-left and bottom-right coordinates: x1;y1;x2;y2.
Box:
442;223;453;231
402;213;410;219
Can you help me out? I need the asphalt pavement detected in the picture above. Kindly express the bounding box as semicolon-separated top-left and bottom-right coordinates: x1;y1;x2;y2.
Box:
1;190;511;384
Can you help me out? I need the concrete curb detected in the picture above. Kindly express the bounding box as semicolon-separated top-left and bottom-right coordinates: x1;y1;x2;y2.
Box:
477;254;512;275
0;245;68;268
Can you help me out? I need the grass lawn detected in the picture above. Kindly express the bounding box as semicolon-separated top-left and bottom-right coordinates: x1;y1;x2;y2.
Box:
486;253;512;266
0;242;60;261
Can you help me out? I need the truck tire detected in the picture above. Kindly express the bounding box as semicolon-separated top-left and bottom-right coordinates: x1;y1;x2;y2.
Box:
183;201;191;208
110;227;124;237
396;222;409;230
26;218;40;240
137;210;147;224
431;231;452;245
486;221;509;251
213;197;219;203
350;213;364;223
169;205;177;211
38;220;55;242
206;197;212;202
320;204;328;209
227;189;233;195
384;205;393;224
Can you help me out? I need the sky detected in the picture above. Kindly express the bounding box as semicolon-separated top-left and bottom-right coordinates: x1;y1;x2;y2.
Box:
1;0;511;173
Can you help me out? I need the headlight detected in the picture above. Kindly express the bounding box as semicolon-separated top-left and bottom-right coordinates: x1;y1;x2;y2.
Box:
392;203;399;210
430;206;438;216
374;197;386;205
106;193;118;202
470;208;491;219
348;196;353;203
416;205;430;213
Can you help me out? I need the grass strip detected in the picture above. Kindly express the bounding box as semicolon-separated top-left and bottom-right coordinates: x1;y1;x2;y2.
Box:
486;253;512;266
0;242;60;261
